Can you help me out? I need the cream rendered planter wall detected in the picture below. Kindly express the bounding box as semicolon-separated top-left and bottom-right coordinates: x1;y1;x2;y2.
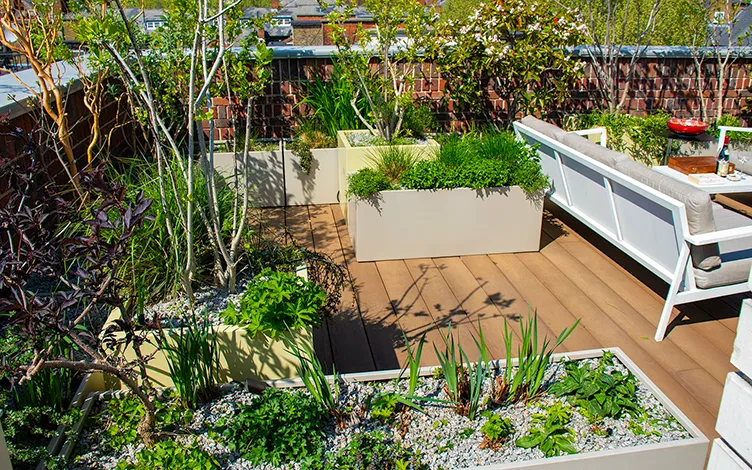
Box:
336;129;439;219
85;268;310;394
213;145;339;206
347;187;543;262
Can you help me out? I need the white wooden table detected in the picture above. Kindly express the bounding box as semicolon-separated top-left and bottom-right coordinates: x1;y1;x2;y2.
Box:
652;165;752;194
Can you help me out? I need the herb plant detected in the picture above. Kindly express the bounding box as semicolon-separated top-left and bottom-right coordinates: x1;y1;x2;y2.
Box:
347;131;549;199
221;388;327;466
346;168;396;200
116;440;220;469
480;412;515;449
548;350;641;422
221;268;327;337
322;431;427;470
515;402;578;457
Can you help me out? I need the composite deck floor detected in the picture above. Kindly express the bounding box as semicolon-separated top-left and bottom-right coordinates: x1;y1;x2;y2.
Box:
257;198;750;439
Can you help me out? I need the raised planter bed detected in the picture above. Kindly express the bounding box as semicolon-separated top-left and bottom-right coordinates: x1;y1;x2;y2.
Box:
214;144;339;207
86;268;310;393
347;187;544;261
65;348;708;470
337;129;439;219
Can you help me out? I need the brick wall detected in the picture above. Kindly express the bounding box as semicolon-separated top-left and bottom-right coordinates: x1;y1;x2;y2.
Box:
0;83;135;198
211;52;752;137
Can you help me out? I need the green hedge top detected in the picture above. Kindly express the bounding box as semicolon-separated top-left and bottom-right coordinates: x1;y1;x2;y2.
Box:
347;131;549;200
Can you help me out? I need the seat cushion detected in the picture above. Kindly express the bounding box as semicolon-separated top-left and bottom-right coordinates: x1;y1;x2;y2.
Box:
561;132;630;169
694;204;752;288
614;159;722;270
519;115;568;142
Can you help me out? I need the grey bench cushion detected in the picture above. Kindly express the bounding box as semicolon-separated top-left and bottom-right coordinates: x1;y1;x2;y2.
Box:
519;115;568;142
694;204;752;288
614;159;722;271
561;132;630;168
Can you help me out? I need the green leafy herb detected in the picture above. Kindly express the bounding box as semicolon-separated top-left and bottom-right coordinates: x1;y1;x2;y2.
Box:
221;268;327;337
220;388;327;466
480;412;515;449
548;350;641;423
515;402;578;457
116;440;220;469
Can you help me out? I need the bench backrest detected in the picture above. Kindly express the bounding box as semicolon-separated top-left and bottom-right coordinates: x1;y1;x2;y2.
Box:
514;121;690;283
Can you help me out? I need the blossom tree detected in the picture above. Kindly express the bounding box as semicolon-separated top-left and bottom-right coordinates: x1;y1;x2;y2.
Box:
430;0;584;126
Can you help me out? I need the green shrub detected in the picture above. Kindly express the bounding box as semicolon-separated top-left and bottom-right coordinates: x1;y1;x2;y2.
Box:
347;168;396;200
220;268;327;337
548;350;641;422
710;114;752;144
402;102;439;138
323;431;427;470
348;131;549;199
480;412;515;448
515;402;577;457
563;111;672;165
116;440;220;470
100;394;192;451
1;406;78;470
220;388;327;465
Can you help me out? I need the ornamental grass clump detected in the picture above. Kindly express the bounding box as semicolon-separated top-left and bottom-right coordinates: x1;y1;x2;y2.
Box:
492;311;580;405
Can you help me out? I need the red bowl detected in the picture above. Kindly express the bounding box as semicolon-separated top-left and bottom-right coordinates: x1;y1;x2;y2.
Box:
667;117;709;135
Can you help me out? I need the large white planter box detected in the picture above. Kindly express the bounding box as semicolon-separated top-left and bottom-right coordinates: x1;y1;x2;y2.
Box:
214;145;339;206
731;299;752;377
707;439;751;470
347;187;543;261
54;348;708;470
716;372;752;464
266;348;708;470
336;129;439;219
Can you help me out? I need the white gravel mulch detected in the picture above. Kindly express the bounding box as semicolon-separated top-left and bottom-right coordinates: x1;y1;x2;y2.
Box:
69;356;690;470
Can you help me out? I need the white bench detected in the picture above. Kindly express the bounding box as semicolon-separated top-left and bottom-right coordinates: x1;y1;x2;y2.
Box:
514;116;752;341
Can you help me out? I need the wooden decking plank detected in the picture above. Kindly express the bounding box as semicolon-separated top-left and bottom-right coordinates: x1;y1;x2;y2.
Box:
308;205;374;373
331;205;404;370
544;201;739;352
403;258;481;356
553;240;733;384
459;254;564;353
531;243;702;375
488;254;601;352
505;251;717;435
430;257;519;360
278;206;335;373
673;368;725;419
374;260;447;367
259;207;288;243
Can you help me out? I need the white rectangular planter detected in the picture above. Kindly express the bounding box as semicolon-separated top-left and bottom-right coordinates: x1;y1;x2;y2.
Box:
707;439;751;470
266;348;708;470
336;129;439;219
213;145;339;206
55;348;708;470
716;372;752;464
347;187;543;261
731;299;752;377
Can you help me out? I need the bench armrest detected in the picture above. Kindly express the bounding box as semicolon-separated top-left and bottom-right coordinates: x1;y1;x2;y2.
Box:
685;225;752;245
570;127;607;147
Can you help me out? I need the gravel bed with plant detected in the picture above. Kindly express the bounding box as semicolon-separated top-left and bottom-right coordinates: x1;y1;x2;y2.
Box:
346;130;426;147
67;315;690;470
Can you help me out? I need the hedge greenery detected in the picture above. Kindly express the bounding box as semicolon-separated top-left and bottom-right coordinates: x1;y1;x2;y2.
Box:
347;131;549;200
